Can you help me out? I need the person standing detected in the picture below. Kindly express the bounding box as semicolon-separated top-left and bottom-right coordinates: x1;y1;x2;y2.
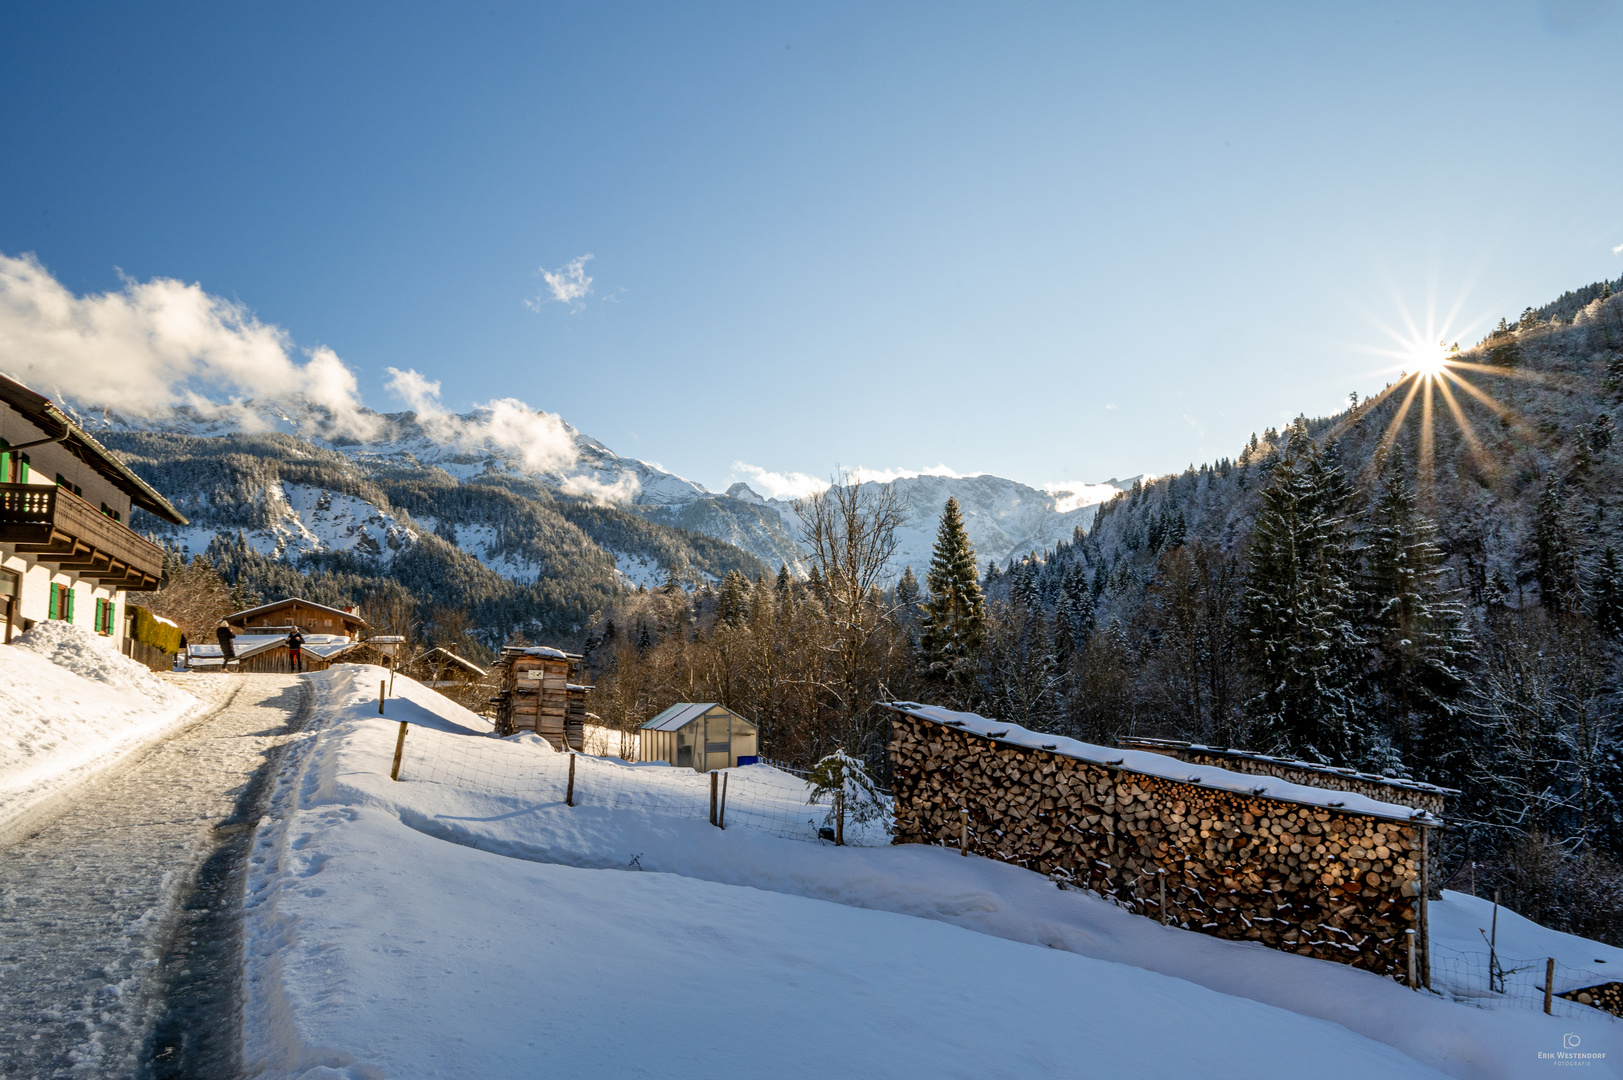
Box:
216;620;236;671
286;625;306;672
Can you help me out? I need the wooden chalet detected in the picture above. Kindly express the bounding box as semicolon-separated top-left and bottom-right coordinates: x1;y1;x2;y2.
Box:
402;646;487;690
489;645;590;750
226;597;369;638
0;371;186;645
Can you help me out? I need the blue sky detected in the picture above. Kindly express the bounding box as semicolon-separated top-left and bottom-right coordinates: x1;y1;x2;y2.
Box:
3;2;1621;496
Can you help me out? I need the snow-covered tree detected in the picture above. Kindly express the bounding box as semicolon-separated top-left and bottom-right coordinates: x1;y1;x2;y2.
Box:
1357;444;1471;775
1242;418;1363;763
807;748;889;842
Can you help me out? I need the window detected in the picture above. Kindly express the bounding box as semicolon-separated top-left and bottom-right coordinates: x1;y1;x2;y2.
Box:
48;583;74;622
54;475;82;497
93;598;116;635
100;502;122;522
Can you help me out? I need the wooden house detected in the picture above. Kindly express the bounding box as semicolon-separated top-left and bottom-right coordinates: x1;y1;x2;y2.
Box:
489;645;589;750
0;371;186;646
226;597;369;638
639;703;759;772
402;646;487;690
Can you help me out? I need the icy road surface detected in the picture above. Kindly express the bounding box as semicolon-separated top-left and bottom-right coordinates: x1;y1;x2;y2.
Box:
0;675;310;1079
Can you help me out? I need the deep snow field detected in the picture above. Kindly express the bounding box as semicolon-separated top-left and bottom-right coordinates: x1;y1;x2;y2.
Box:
244;666;1623;1080
0;621;211;837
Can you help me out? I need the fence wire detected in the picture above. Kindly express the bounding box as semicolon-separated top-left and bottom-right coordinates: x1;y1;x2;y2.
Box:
1429;942;1617;1021
394;725;893;847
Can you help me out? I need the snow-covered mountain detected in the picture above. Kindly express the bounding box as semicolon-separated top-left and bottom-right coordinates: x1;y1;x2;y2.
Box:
69;395;1126;581
731;473;1134;579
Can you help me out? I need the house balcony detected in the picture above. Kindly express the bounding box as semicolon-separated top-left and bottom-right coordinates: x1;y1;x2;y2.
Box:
0;483;164;591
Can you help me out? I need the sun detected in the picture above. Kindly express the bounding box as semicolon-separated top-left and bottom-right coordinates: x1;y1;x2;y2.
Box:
1409;340;1452;379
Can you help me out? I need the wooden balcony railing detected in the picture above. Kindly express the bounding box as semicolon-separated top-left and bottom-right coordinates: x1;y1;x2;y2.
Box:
0;483;164;591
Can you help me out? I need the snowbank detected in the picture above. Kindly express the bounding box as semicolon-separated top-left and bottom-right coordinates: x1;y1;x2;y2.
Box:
0;622;202;834
244;667;1620;1080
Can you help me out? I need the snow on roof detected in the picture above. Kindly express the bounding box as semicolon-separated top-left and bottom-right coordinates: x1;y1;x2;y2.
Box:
881;702;1440;826
1119;737;1459;797
522;646;570;659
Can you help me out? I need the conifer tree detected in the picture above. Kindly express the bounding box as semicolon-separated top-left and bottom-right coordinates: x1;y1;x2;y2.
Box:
716;569;750;628
1358;445;1471;772
1243;419;1363;763
895;565;921;610
1535;481;1581;614
1595;547;1623;639
919;497;987;695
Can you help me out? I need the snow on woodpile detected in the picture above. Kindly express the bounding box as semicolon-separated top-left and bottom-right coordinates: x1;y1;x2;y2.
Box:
0;621;200;831
885;702;1435;981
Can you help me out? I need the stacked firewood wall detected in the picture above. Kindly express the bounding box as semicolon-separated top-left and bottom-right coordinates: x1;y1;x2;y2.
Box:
1561;982;1623;1017
889;713;1431;981
1121;739;1450;818
491;647;586;750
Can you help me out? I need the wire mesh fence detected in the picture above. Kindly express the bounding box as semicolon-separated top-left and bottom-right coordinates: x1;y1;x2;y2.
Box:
393;723;893;846
1430;942;1615;1021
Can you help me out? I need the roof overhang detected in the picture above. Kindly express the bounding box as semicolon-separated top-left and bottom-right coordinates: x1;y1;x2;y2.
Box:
0;371;188;525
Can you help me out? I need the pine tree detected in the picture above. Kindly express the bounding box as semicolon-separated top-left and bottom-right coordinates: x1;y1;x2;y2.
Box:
1358;445;1472;774
1055;561;1095;657
1243;419;1363;763
895;565;921;610
1594;547;1623;639
919;497;987;696
716;569;750;627
1535;481;1581;614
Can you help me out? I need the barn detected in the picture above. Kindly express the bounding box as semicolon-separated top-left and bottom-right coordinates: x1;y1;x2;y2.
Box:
639;703;758;772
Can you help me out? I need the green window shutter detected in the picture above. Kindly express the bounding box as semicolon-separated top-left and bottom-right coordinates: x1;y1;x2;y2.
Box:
18;455;29;483
65;588;74;622
48;586;58;620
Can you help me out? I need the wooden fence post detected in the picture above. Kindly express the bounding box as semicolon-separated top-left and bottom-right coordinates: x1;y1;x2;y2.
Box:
566;752;575;807
1545;958;1555;1015
960;808;969;857
390;721;409;781
710;771;718;826
1407;929;1417;991
835;788;844;846
1420;826;1432;990
718;773;728;830
1159;871;1168;925
378;681;386;715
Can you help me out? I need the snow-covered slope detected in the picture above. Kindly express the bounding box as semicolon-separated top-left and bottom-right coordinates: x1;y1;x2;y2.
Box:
242;667;1621;1080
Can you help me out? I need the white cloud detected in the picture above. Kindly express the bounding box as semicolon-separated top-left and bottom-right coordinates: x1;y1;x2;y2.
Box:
730;462;830;501
1614;242;1623;255
1041;480;1129;513
0;251;380;438
846;464;974;485
731;462;988;500
527;255;594;311
558;471;642;504
384;367;579;475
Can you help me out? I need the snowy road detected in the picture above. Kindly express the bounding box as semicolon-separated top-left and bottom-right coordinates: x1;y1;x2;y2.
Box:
0;675;311;1080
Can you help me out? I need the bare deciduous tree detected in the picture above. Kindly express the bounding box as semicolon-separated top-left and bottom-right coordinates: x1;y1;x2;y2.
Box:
795;472;908;753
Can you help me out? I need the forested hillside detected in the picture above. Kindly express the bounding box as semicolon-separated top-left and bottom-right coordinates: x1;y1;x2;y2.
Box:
104;429;767;655
584;275;1623;943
